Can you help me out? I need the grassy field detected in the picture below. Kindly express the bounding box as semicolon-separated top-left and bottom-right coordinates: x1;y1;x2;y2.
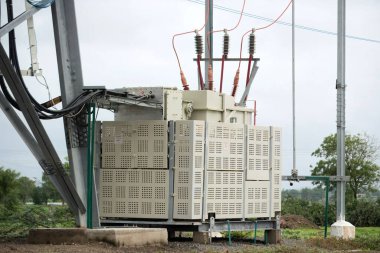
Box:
227;227;380;252
1;205;379;252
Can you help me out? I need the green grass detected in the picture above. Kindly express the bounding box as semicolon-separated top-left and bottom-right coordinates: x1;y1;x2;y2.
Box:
0;204;75;239
224;227;380;252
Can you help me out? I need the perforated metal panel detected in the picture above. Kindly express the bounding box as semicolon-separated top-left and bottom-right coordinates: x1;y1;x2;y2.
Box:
99;169;169;219
102;121;167;169
174;121;205;171
246;126;270;180
245;181;270;218
271;127;282;213
173;120;205;219
206;171;244;219
207;122;245;171
173;169;204;219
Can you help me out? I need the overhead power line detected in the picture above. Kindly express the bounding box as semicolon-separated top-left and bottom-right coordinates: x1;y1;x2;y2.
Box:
185;0;380;44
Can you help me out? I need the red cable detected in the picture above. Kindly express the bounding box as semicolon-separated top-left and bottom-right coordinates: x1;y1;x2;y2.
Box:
233;0;293;96
197;54;205;90
256;0;293;31
206;0;246;64
246;54;253;86
219;55;225;93
172;0;211;89
238;0;293;69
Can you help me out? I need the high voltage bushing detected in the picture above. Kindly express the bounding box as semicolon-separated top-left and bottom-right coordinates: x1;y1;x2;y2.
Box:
195;32;203;55
249;32;256;55
223;31;230;56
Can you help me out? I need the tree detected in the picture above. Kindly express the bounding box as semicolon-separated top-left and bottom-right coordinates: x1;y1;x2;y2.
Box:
32;186;48;205
0;167;21;208
16;176;36;203
311;133;380;201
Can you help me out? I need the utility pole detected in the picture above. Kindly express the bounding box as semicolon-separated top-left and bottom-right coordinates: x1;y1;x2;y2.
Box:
204;0;213;90
331;0;355;239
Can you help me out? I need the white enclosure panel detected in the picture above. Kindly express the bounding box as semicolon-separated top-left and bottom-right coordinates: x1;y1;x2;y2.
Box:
206;122;245;171
271;127;282;213
101;121;168;169
173;168;204;220
206;171;244;219
245;181;270;218
246;126;270;180
174;121;205;171
99;169;169;219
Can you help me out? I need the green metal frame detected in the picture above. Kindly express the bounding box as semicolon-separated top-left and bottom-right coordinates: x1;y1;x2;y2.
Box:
86;103;96;228
304;176;330;238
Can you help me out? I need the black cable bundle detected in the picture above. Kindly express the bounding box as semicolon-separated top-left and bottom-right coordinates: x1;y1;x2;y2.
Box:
0;0;104;119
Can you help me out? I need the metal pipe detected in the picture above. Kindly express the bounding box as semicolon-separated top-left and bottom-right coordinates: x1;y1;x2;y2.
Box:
204;0;213;89
238;62;258;106
324;178;330;239
0;6;40;38
227;220;232;246
336;0;346;222
291;0;297;179
86;104;95;228
253;221;257;244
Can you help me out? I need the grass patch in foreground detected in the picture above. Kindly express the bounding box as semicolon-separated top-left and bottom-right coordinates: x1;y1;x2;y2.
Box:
224;227;380;252
0;205;75;239
286;227;380;251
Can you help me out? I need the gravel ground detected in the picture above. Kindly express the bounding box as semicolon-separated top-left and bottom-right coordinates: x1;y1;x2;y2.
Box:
0;238;275;253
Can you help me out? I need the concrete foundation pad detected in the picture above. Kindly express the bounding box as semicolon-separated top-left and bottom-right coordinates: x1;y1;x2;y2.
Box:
331;220;355;239
28;227;168;247
87;228;167;247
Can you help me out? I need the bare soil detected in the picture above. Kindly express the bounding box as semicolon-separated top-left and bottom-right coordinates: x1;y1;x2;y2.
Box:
280;214;319;229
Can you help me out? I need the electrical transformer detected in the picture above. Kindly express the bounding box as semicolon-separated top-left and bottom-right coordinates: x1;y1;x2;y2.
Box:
98;87;281;222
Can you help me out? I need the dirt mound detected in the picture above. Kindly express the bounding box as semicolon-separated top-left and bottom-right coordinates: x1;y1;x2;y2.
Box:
280;214;319;229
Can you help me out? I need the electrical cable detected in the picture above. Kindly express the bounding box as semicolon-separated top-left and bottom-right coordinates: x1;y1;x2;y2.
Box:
233;0;293;97
186;0;380;44
206;0;246;58
205;0;246;91
2;0;107;120
35;74;56;109
172;0;211;90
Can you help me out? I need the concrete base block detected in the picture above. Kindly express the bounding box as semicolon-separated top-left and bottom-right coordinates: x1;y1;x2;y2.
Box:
266;229;281;244
193;232;210;244
331;220;355;239
28;227;168;247
87;228;167;246
28;228;87;244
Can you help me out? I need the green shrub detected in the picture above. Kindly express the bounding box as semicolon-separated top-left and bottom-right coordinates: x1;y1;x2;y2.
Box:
346;200;380;227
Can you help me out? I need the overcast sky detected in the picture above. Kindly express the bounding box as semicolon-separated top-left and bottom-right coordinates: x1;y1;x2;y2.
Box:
0;0;379;190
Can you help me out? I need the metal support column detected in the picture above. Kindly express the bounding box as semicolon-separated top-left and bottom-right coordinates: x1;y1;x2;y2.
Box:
0;91;66;199
204;0;213;90
51;0;87;226
0;44;85;214
336;0;346;222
